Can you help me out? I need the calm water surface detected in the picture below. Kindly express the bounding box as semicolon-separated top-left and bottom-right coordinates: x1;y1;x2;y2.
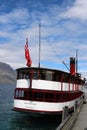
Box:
0;84;61;130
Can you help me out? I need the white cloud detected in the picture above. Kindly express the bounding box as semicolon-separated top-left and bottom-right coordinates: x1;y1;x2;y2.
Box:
60;0;87;20
0;0;87;79
0;8;29;24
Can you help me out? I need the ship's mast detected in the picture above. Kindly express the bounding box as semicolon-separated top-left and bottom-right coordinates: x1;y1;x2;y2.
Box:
39;23;41;68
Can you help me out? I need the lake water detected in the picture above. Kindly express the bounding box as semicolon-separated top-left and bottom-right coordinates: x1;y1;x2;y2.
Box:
0;84;61;130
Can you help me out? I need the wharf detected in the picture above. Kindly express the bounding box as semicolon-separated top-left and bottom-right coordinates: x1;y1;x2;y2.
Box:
72;100;87;130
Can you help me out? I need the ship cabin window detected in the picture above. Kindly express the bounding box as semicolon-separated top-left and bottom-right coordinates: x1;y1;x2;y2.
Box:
57;72;63;82
34;69;53;80
15;89;24;99
33;69;46;80
69;75;74;83
39;70;45;80
56;93;61;101
45;93;54;102
15;89;19;98
33;70;38;79
52;71;58;81
39;70;58;81
34;92;44;101
17;70;31;79
17;71;23;79
45;71;53;81
65;74;69;82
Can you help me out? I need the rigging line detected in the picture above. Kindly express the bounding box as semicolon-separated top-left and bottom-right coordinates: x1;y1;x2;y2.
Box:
50;42;69;71
42;29;69;71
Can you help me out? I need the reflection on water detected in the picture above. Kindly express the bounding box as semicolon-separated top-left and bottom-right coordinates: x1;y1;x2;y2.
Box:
0;84;61;130
0;103;61;130
10;112;61;130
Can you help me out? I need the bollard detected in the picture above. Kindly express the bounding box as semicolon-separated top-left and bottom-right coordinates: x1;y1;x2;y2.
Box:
62;106;69;122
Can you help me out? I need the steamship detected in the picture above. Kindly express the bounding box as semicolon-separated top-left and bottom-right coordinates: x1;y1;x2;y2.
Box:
13;39;86;116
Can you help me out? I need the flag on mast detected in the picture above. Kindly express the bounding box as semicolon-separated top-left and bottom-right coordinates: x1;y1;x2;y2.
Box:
25;38;32;67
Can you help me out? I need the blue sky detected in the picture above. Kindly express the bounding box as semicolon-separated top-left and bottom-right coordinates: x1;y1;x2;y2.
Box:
0;0;87;78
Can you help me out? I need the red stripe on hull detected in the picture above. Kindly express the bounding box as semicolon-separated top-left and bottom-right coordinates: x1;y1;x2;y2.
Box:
13;106;74;116
13;107;63;115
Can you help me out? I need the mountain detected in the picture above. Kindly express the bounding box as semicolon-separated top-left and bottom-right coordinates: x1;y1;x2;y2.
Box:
0;62;16;84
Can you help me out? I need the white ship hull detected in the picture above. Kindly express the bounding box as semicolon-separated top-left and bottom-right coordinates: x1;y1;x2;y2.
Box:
13;96;82;115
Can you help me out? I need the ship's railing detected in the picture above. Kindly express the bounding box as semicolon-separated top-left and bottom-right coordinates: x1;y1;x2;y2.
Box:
14;88;84;103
